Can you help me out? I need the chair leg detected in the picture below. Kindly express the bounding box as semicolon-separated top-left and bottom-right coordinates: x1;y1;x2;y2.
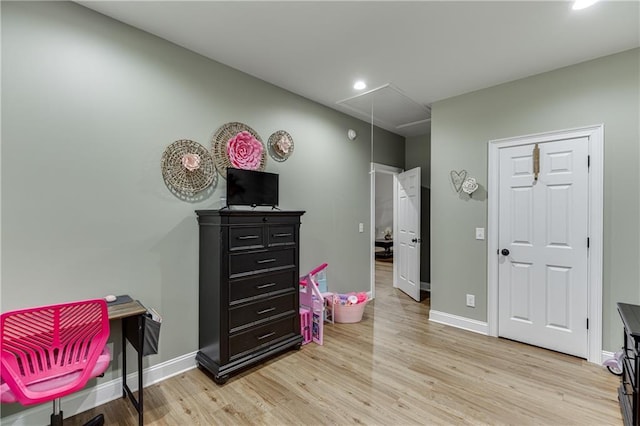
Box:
51;399;63;426
49;398;104;426
83;414;105;426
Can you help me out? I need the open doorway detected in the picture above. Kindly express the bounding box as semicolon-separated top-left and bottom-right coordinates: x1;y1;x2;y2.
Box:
369;163;402;300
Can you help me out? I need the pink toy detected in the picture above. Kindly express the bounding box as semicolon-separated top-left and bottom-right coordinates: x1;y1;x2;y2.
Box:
299;263;333;345
299;308;312;345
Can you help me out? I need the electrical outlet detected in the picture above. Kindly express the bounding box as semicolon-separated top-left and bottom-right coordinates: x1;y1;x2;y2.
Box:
359;223;364;233
475;227;485;240
466;294;475;308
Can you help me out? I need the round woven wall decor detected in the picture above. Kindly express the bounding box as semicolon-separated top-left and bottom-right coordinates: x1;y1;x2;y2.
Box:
268;130;294;162
161;139;216;197
212;122;266;179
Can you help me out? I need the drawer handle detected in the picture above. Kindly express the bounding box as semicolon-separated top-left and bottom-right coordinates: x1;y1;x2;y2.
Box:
256;283;276;289
257;331;276;340
256;258;276;264
237;235;259;240
273;233;292;238
257;307;276;315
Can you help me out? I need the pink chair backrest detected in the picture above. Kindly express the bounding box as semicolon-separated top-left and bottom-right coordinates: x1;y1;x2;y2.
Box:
0;299;110;405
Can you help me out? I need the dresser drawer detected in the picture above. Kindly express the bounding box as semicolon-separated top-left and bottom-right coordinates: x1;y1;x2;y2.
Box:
229;316;296;359
623;360;635;401
226;215;298;225
268;225;296;247
229;293;297;331
624;356;637;389
229;270;296;303
229;248;295;277
229;226;265;251
626;330;638;363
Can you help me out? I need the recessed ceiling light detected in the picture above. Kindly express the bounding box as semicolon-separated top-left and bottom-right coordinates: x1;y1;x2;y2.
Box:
572;0;599;10
353;81;366;90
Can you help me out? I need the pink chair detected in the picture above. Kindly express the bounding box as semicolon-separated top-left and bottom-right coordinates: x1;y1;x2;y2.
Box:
0;299;111;426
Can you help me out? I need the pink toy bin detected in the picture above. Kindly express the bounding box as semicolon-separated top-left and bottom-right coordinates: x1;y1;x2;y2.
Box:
334;301;367;323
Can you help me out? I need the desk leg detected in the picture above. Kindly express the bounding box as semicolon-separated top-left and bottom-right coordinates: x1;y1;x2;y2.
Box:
122;315;144;426
121;320;127;399
137;315;144;426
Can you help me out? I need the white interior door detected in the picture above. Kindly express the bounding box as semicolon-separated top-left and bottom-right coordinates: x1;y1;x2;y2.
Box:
395;167;421;301
498;137;589;358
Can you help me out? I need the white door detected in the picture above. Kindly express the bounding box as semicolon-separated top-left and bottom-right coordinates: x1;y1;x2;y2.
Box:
395;167;421;301
498;137;589;358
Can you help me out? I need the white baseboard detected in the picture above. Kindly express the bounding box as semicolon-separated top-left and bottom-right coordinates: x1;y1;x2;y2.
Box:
601;350;615;364
3;351;198;425
429;310;488;335
429;312;617;367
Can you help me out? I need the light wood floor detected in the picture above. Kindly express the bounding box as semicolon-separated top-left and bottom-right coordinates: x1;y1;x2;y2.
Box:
70;261;622;425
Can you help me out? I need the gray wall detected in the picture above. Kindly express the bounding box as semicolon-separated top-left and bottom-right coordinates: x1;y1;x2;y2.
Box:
0;1;404;416
406;134;431;283
373;127;405;167
405;133;431;188
431;48;640;352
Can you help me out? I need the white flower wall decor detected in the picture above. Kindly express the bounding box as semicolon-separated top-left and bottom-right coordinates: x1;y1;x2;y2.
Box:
462;177;479;196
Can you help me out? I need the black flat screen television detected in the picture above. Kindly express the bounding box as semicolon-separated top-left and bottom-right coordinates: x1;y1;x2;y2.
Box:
226;168;279;207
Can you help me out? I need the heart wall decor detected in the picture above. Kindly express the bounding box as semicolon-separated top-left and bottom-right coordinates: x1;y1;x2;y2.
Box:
450;169;467;193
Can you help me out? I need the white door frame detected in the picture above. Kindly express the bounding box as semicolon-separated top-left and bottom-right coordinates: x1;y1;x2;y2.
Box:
370;162;403;300
487;124;603;363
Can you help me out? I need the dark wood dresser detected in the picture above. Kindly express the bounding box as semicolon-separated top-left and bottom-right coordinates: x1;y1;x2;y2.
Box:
617;302;640;426
195;209;304;384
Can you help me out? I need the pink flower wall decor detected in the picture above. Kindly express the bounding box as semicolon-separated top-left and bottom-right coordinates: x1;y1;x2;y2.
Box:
227;130;263;170
181;153;201;171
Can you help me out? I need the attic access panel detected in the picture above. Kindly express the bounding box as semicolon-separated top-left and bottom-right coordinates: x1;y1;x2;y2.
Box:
336;84;431;132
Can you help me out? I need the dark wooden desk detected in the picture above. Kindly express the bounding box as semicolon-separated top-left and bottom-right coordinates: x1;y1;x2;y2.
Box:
375;239;393;258
108;299;147;426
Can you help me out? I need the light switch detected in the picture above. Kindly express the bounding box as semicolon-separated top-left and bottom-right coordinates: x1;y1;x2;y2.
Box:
475;227;485;240
359;223;364;233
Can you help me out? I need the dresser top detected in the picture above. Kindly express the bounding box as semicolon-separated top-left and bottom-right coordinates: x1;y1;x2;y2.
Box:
617;303;640;338
195;209;305;217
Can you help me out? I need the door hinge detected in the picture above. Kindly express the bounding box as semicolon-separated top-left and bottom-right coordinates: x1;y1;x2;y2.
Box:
587;318;589;330
587;237;590;248
588;155;590;169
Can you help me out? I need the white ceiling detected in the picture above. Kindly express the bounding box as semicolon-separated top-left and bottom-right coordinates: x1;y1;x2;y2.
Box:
78;1;639;137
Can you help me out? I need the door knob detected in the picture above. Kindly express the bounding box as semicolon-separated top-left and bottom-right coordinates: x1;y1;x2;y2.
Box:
411;238;422;243
501;248;510;256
